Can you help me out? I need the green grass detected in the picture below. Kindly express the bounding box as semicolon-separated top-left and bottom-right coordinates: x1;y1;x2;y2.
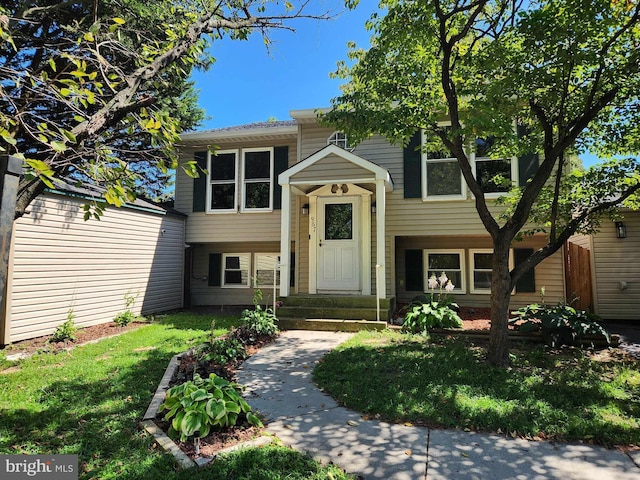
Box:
0;312;352;479
313;330;640;447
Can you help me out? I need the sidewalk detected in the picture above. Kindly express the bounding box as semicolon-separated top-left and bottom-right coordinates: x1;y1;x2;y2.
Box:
237;330;640;480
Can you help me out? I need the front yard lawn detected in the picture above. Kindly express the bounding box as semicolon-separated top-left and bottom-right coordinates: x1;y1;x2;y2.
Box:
0;313;352;479
313;330;640;447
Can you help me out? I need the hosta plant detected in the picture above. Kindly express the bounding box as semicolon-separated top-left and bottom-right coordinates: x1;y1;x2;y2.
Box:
510;302;610;347
239;288;279;339
159;373;262;442
402;272;462;335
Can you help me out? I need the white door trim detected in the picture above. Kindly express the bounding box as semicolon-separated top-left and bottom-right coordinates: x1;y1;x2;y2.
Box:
308;183;371;295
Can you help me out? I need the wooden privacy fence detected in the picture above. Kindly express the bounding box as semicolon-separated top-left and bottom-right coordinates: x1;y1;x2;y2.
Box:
564;242;593;312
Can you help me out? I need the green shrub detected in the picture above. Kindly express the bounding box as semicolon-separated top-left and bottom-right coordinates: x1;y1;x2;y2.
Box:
159;373;262;442
50;310;78;342
197;336;247;365
113;310;135;327
510;302;610;347
114;291;138;326
402;272;462;334
240;289;279;338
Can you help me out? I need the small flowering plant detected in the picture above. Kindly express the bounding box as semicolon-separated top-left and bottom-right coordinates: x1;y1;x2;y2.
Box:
402;272;463;335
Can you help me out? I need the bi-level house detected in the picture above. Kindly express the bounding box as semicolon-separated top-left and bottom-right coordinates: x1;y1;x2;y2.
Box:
175;109;567;321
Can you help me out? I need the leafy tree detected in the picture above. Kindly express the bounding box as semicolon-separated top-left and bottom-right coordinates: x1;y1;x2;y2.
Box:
326;0;640;365
1;0;328;218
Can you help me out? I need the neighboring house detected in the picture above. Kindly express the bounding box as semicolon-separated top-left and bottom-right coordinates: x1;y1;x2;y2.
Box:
1;182;186;344
176;111;567;320
569;210;640;320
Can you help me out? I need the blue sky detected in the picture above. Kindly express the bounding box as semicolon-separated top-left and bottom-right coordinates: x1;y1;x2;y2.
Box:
190;2;374;130
189;2;599;167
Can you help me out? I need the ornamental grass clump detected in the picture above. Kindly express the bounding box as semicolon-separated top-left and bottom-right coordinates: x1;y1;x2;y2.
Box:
402;272;463;335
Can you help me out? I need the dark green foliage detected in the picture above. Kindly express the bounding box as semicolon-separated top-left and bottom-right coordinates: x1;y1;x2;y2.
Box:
113;310;135;327
510;303;610;347
159;373;262;442
402;298;463;334
197;336;247;366
238;289;279;340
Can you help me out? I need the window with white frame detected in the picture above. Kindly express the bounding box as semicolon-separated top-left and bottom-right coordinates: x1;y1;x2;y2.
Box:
254;254;280;288
242;147;273;211
422;129;466;201
222;253;250;288
473;136;517;195
208;150;238;212
470;249;514;293
328;131;350;150
423;250;465;292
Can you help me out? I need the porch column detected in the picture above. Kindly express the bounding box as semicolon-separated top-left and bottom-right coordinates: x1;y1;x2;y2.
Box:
279;182;291;297
375;179;386;299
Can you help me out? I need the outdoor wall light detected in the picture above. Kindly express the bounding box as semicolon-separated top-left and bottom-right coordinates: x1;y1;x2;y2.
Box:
302;203;309;215
616;221;627;239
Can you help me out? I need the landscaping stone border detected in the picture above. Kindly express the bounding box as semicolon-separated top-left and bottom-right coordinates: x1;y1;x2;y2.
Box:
140;349;273;469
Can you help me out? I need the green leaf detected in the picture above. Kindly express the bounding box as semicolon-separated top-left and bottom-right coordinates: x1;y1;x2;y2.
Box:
48;58;57;72
50;140;66;153
180;411;202;438
112;17;126;25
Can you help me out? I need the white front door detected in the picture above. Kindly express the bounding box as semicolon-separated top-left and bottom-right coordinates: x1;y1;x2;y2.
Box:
317;196;360;292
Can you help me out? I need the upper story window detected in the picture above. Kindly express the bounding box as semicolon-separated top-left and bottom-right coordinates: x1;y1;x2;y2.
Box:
473;136;517;195
328;131;351;150
242;147;273;212
421;128;467;201
208;149;238;213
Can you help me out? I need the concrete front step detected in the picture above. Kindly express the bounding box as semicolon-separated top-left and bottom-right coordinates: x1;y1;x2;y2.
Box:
280;295;394;309
277;318;388;332
276;306;390;322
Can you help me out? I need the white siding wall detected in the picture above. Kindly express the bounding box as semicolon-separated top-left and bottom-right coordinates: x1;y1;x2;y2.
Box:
591;213;640;320
6;192;185;343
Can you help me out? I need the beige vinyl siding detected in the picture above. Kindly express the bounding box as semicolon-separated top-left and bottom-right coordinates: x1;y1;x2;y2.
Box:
394;235;563;307
291;155;372;182
190;241;284;305
6;192;184;343
569;234;591;250
300;124;339;159
591;214;640;320
175;140;296;243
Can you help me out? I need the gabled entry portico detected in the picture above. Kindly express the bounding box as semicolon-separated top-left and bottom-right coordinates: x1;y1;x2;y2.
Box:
278;144;393;300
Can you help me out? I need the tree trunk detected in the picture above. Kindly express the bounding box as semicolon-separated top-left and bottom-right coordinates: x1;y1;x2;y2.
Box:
487;243;513;366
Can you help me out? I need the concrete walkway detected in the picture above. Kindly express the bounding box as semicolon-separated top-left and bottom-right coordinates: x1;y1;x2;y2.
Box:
237;330;640;480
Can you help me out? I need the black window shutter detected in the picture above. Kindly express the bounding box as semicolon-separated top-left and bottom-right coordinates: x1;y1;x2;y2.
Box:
290;252;295;288
405;249;424;291
273;146;289;210
208;253;222;287
514;248;536;292
193;151;208;212
403;131;422;198
516;125;539;187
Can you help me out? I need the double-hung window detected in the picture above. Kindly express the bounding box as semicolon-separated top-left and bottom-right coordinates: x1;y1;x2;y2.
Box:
473;136;517;195
208;150;238;212
254;253;280;288
222;253;250;288
470;249;514;294
242;147;273;211
423;250;465;292
422;129;466;201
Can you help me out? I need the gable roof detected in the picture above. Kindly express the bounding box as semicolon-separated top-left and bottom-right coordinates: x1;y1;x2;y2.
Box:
280;144;393;191
179;120;297;144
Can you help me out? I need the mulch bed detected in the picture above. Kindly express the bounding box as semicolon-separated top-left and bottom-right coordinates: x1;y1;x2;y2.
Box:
2;321;147;356
157;332;277;461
